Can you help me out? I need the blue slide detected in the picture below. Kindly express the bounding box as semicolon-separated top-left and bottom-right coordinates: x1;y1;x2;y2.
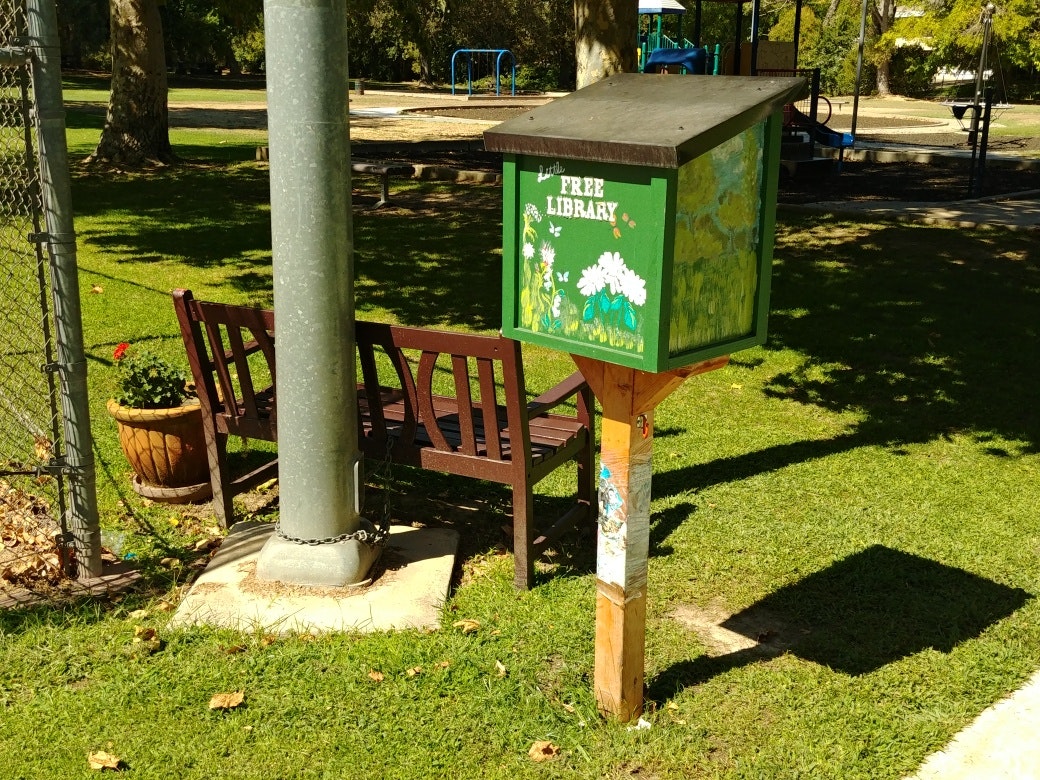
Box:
788;105;854;149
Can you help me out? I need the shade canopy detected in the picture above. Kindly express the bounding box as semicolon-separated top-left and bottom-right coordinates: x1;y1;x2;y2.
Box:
638;0;687;12
484;73;806;169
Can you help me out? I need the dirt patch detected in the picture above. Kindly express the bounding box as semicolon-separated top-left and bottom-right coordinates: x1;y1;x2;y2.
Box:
669;600;804;658
407;105;533;123
350;143;1038;204
80;96;1035;204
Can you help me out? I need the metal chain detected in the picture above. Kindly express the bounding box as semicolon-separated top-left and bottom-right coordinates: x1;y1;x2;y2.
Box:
273;437;396;547
274;522;388;546
376;436;394;537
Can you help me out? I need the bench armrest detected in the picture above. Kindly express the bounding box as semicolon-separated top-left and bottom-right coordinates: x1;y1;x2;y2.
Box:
527;371;588;418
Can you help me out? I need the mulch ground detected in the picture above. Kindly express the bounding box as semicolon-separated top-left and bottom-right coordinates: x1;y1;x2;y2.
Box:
368;145;1037;204
394;106;1039;203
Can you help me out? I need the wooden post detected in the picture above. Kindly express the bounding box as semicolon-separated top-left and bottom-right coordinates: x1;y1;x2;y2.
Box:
573;355;727;720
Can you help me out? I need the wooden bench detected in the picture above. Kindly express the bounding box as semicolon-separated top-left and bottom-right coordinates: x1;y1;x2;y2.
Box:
352;161;414;208
173;290;595;589
173;289;279;528
354;320;594;589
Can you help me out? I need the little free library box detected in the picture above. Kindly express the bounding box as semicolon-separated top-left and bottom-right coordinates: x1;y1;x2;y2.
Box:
484;74;806;373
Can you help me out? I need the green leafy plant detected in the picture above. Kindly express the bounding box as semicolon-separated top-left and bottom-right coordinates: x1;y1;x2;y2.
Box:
112;341;192;409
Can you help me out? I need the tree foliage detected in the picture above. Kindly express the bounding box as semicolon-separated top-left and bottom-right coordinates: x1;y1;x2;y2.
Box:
765;0;1038;97
59;0;1040;97
347;0;576;88
891;0;1040;73
56;0;108;68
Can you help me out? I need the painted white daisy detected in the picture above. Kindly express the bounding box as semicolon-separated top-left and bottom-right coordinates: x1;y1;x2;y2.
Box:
577;264;606;297
597;251;626;293
620;267;647;306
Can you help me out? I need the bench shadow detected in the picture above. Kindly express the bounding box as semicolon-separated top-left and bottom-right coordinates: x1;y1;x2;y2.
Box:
649;545;1031;701
362;466;597;586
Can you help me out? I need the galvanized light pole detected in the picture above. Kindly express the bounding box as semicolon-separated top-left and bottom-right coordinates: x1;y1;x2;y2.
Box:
255;0;381;586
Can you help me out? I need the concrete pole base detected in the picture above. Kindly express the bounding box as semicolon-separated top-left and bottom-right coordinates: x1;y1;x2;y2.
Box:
255;519;383;587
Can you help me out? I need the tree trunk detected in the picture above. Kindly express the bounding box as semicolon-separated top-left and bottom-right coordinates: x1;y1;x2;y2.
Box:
574;0;638;89
89;0;175;166
875;58;891;95
872;0;894;96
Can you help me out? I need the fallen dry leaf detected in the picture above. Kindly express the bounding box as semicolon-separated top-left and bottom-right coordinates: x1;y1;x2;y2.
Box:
561;702;576;714
452;618;481;634
208;691;245;710
155;601;174;612
434;660;451;669
89;284;104;294
33;436;53;461
528;741;560;762
495;660;507;677
260;634;277;647
132;626;155;640
87;750;121;770
368;670;385;682
223;644;247;655
405;666;422;677
127;609;149;620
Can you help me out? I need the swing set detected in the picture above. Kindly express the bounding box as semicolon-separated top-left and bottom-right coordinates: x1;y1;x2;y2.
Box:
940;3;1013;131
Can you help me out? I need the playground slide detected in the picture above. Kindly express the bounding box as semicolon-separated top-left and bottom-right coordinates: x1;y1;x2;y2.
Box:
788;105;854;149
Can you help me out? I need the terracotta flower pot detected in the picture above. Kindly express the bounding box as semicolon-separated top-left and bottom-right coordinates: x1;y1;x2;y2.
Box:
107;398;209;490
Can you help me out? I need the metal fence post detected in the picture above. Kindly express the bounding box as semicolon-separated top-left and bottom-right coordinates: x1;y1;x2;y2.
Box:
24;0;101;578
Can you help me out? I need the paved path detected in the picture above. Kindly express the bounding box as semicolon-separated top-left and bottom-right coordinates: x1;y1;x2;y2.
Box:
906;669;1040;780
786;190;1040;232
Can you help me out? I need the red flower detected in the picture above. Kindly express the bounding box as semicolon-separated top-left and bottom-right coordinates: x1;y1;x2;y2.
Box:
113;342;130;361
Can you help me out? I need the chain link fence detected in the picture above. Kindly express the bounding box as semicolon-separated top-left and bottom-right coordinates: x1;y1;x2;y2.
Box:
0;0;71;586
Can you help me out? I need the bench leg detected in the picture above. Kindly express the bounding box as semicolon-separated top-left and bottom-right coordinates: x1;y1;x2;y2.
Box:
512;483;536;590
206;430;235;528
373;173;392;208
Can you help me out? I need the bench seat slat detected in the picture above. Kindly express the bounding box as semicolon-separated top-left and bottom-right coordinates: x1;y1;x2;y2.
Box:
358;389;584;463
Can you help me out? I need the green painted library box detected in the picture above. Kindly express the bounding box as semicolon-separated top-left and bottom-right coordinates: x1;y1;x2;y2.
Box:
484;73;805;372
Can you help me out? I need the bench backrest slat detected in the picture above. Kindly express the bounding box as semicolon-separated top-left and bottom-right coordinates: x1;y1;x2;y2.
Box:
355;320;530;467
355;320;421;446
356;335;388;442
174;290;277;437
476;357;502;460
416;349;451;451
225;325;258;419
451;354;477;456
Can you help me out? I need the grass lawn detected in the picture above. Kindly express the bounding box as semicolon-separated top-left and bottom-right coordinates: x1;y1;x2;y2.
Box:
1;99;1039;779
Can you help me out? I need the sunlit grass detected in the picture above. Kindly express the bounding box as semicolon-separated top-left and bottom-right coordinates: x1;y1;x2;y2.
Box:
1;96;1039;779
